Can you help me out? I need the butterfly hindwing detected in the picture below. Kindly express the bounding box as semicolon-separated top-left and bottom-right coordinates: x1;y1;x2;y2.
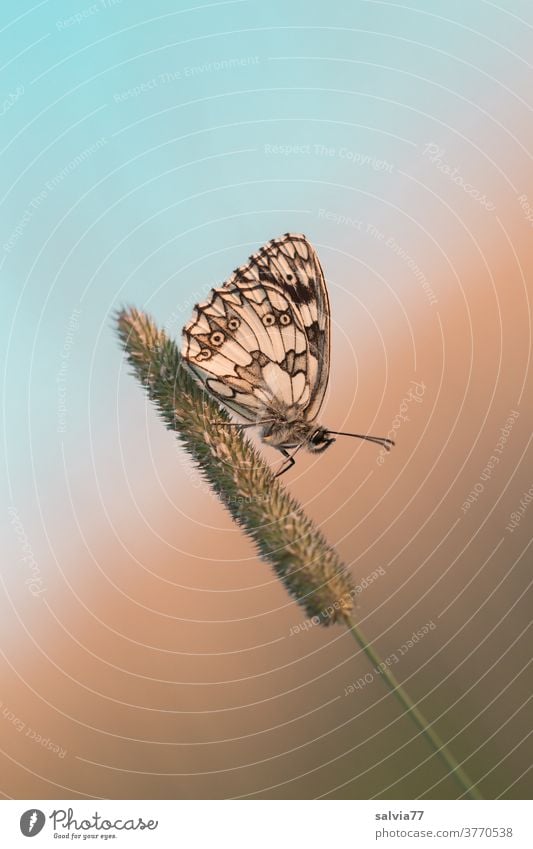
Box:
181;233;330;423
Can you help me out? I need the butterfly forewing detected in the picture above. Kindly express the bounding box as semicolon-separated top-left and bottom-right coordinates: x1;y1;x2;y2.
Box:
181;233;330;424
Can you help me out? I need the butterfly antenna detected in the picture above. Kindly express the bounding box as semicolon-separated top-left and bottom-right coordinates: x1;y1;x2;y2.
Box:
329;431;395;451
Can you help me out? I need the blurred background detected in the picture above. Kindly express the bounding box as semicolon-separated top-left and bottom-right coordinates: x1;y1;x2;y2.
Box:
1;0;532;799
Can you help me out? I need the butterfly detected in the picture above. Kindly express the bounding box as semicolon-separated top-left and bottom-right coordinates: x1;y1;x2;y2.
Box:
181;233;394;475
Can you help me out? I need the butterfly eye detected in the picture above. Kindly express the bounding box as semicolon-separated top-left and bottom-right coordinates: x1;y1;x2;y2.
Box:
209;331;225;346
196;348;212;361
228;318;240;331
262;313;276;326
279;313;291;326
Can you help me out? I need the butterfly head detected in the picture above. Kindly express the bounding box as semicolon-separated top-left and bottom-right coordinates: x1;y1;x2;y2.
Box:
307;426;336;453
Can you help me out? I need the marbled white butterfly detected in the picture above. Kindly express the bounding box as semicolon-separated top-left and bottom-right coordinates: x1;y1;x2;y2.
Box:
182;233;394;475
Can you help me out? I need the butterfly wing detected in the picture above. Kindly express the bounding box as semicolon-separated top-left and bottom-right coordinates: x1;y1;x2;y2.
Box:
181;233;330;422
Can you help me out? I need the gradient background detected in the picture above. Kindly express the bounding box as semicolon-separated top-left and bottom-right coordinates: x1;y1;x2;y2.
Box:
1;0;532;800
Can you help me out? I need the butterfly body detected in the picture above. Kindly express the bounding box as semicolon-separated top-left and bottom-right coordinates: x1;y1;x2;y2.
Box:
182;233;393;474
